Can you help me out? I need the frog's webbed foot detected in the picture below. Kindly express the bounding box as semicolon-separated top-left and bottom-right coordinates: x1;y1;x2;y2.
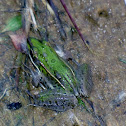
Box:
32;88;78;112
22;63;41;87
76;63;94;97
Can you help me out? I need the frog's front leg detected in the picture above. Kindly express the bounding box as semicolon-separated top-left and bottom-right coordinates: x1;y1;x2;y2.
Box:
30;69;55;89
23;63;41;87
31;88;78;112
23;63;54;89
76;63;94;97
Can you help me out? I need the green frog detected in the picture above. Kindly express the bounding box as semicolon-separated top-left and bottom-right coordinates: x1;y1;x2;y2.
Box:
27;38;93;111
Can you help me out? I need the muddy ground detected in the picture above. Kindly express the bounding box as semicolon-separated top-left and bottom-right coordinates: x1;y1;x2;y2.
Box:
0;0;126;126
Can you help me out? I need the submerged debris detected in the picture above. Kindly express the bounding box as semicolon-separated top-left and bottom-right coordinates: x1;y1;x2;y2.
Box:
98;9;109;18
9;32;27;53
85;13;99;26
110;91;126;108
7;102;22;110
118;57;126;64
124;0;126;5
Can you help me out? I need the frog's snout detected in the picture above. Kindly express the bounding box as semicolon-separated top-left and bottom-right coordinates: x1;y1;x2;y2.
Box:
78;85;89;97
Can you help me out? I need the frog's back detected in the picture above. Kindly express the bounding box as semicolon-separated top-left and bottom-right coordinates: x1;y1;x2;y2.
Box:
30;38;70;75
30;38;77;93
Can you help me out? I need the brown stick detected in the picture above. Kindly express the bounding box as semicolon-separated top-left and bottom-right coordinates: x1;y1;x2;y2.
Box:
60;0;96;55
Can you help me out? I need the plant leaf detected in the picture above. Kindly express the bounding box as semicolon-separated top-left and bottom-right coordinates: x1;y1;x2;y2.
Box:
2;15;22;32
9;32;27;53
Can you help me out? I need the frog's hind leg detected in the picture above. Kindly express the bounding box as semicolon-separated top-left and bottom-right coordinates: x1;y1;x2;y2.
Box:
32;88;78;112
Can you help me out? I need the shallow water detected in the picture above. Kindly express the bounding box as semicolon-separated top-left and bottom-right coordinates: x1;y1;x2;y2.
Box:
0;0;126;125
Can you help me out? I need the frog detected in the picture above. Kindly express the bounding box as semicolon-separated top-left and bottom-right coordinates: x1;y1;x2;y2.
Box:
27;37;93;111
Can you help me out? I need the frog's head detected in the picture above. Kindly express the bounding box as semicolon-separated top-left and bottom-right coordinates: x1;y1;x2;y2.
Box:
76;64;94;97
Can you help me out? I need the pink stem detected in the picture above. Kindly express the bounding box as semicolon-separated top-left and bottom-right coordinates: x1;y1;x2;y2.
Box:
60;0;87;46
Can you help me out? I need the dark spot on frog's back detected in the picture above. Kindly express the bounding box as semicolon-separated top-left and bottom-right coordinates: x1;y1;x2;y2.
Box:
51;59;56;63
39;44;44;48
39;53;43;57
